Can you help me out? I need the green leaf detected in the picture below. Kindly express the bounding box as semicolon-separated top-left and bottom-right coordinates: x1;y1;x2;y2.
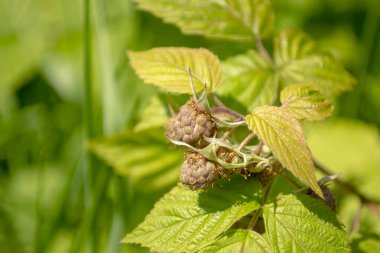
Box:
246;106;323;198
263;194;350;253
201;229;271;253
89;129;182;189
134;96;169;132
122;176;263;253
280;84;334;121
219;50;278;110
128;47;223;93
274;28;355;95
135;0;275;40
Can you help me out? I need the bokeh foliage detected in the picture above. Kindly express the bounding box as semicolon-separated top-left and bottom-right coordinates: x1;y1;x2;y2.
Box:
0;0;379;252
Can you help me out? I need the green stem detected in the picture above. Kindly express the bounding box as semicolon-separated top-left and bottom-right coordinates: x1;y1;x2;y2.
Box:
247;181;273;231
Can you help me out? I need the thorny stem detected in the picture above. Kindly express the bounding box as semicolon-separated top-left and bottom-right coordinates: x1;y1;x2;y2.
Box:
238;133;256;151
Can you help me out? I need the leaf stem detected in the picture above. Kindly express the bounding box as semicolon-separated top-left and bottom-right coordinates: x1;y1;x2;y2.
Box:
211;107;245;121
238;133;256;151
254;140;264;155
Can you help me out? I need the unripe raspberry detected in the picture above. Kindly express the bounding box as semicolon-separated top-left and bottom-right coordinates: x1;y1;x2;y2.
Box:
166;99;217;146
180;152;220;190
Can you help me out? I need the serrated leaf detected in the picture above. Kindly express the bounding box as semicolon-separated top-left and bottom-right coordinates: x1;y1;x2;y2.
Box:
280;84;334;120
128;47;223;93
263;194;350;253
219;50;278;110
134;96;169;132
201;229;271;253
89;129;182;190
123;176;263;253
245;106;323;198
135;0;275;40
274;28;355;95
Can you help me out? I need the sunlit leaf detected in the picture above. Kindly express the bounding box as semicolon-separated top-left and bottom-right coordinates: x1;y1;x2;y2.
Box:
246;105;323;198
135;0;275;40
263;194;350;253
201;229;271;253
220;50;278;110
280;84;334;120
128;47;223;93
123;176;263;253
89;129;182;190
274;28;355;95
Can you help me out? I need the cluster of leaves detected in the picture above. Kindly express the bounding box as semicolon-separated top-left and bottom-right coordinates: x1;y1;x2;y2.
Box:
90;0;358;252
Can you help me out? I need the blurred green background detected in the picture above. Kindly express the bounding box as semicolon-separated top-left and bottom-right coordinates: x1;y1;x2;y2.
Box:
0;0;379;252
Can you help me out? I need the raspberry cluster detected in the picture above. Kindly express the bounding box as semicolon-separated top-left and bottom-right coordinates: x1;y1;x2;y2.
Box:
165;97;253;190
165;96;279;190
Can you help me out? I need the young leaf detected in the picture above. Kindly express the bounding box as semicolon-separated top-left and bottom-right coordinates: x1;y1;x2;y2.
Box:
128;47;223;93
219;50;278;110
122;176;263;253
89;129;182;190
134;0;275;40
274;28;355;95
263;194;350;253
245;106;323;198
280;84;334;121
201;229;271;253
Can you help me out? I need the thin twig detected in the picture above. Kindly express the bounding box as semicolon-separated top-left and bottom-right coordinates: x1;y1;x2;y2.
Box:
222;128;233;140
211;107;245;121
255;140;264;155
351;204;363;235
255;35;274;66
211;92;226;108
313;159;380;205
238;133;256;151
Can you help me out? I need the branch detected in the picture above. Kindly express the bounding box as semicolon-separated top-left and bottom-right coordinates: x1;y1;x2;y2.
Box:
313;159;380;205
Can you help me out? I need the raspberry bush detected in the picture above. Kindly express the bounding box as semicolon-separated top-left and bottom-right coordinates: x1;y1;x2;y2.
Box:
88;1;377;252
